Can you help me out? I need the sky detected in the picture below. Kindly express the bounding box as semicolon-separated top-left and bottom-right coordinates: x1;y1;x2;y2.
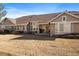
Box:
3;3;79;18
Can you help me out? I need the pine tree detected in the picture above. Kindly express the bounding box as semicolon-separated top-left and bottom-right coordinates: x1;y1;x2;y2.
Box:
0;4;7;20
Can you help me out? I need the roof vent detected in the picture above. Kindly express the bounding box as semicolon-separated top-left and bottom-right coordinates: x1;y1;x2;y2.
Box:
64;10;68;12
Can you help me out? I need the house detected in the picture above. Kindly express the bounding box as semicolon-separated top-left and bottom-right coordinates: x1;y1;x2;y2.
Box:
15;13;58;34
0;18;16;31
1;11;79;36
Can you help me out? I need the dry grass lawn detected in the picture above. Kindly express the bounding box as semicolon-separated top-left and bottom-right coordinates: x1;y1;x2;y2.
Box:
0;34;79;56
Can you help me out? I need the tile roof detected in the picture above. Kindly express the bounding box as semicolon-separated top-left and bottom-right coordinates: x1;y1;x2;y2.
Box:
15;13;59;24
2;11;79;25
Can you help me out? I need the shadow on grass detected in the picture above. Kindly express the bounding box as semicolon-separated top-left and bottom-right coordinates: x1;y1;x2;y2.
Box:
11;34;56;41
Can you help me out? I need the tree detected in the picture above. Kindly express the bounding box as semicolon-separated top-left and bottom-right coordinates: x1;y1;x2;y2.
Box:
0;4;7;20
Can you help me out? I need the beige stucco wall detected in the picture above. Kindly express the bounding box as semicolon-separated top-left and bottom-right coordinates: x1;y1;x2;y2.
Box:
50;23;55;36
46;24;50;33
71;23;79;33
52;13;79;22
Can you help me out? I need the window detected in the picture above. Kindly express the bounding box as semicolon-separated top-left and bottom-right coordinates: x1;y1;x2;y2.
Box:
62;16;67;21
16;26;19;30
59;23;64;32
30;26;33;30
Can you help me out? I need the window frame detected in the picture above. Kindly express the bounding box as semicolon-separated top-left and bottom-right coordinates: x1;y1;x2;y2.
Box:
62;16;67;21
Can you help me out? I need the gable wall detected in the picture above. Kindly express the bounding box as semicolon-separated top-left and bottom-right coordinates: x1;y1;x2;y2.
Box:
52;13;79;22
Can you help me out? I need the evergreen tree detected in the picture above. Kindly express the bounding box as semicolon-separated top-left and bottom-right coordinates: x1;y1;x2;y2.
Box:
0;4;7;20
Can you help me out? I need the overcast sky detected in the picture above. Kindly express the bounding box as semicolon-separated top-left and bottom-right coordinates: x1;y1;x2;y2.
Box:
4;3;79;18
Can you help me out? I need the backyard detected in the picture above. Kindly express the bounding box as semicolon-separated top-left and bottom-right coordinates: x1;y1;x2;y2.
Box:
0;34;79;56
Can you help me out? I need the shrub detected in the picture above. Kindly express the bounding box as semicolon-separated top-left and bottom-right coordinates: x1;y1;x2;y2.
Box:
0;30;4;34
12;31;24;34
4;29;14;34
4;29;10;34
27;31;32;34
27;31;37;34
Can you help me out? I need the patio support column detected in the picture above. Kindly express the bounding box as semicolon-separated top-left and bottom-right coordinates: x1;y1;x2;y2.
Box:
37;25;39;34
24;25;27;32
